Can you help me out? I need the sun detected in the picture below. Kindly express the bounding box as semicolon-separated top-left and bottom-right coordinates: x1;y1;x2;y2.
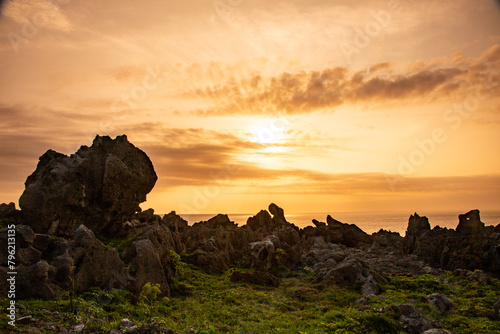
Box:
248;117;287;145
237;117;293;169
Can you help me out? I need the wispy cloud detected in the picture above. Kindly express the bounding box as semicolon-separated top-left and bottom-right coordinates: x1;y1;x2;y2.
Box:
3;0;73;31
190;44;499;116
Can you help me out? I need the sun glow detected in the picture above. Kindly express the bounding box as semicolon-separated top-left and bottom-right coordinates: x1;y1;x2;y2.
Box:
235;118;294;169
247;118;288;145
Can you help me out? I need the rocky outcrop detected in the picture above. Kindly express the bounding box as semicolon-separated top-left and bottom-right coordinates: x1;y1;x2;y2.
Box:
181;214;244;273
303;236;346;271
371;229;404;255
246;203;298;234
403;210;500;275
456;209;485;235
403;213;431;254
19;135;157;236
0;202;22;223
70;225;129;293
122;239;169;296
301;215;373;248
249;236;276;271
312;258;382;297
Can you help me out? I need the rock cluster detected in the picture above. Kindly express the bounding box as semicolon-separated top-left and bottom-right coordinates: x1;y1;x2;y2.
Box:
403;210;500;273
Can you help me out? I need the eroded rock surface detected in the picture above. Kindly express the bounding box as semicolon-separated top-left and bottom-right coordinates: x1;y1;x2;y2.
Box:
19;135;157;236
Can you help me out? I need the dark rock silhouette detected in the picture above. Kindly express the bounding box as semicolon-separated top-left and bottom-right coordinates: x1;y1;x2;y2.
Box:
403;210;500;274
19;135;157;236
456;209;485;235
312;219;326;228
403;213;431;254
0;202;22;223
302;214;373;248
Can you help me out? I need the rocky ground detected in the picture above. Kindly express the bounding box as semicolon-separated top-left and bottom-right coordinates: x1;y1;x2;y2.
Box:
1;135;499;333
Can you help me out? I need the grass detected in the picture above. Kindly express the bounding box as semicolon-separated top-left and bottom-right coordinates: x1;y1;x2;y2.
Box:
2;258;499;334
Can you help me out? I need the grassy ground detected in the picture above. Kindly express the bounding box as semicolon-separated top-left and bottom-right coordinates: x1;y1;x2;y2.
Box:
1;258;499;333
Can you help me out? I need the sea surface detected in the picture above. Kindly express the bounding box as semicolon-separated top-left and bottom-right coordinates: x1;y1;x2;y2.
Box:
178;211;500;236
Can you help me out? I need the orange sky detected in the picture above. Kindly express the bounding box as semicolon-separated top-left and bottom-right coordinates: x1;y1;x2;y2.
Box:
0;0;499;215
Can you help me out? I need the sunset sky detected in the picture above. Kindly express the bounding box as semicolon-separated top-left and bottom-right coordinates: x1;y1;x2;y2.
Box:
0;0;499;215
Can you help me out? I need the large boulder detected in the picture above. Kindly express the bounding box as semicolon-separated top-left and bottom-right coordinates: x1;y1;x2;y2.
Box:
19;135;157;236
12;261;63;300
249;236;276;271
70;225;129;293
122;239;170;296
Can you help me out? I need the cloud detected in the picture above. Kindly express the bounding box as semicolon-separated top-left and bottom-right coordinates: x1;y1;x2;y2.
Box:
134;126;500;199
3;0;73;31
191;44;500;115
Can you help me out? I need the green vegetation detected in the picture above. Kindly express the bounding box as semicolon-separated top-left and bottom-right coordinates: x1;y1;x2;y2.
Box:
139;282;163;322
1;258;499;333
102;232;142;253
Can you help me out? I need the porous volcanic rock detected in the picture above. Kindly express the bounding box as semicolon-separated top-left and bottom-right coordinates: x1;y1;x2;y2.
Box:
70;225;128;293
19;135;157;236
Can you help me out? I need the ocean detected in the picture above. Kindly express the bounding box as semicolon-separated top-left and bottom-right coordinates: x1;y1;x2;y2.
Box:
178;211;500;236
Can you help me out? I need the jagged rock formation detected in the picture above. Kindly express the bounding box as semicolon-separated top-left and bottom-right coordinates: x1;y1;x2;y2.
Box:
19;135;157;236
456;209;486;235
301;214;373;248
404;213;431;254
402;210;500;274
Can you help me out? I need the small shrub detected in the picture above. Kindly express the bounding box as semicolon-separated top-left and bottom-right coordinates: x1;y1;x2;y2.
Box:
139;282;162;322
